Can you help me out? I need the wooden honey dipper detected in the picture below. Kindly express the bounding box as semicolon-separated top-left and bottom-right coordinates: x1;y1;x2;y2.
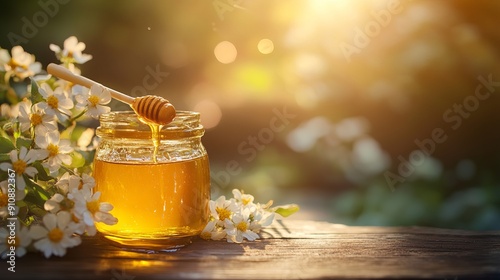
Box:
47;63;176;125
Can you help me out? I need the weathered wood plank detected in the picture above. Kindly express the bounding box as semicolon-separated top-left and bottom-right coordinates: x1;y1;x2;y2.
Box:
2;220;500;279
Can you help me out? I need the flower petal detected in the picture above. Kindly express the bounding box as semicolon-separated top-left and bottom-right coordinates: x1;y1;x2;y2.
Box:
24;166;38;177
43;213;57;230
29;225;48;239
57;211;71;229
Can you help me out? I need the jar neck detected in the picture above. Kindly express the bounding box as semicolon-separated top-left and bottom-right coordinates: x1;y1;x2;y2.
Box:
96;111;204;140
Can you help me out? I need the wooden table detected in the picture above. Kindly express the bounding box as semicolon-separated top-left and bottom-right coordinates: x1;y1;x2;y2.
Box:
3;220;500;279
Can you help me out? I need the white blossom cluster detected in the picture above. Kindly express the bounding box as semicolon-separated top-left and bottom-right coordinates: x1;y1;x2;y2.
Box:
0;37;117;258
201;189;291;243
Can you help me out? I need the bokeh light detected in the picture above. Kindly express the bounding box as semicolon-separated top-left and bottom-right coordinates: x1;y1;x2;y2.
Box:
214;41;237;64
257;39;274;54
193;99;222;129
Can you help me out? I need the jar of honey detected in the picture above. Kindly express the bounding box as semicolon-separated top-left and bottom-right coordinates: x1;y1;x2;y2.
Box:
93;111;210;251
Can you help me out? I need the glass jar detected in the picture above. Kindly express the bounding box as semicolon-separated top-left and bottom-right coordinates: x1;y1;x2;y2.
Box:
93;111;210;252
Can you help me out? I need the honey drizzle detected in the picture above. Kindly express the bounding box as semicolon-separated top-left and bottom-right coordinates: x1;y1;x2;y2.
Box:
137;116;162;163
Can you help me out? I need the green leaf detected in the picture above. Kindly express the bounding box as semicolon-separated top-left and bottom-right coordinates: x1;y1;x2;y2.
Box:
23;175;50;208
32;162;53;181
69;151;85;168
29;77;44;104
16;136;32;149
272;204;300;217
16;202;29;222
0;136;15;153
0;153;10;162
60;121;76;139
28;204;48;219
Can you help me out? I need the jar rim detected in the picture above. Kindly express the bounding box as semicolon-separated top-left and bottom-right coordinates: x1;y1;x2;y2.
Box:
96;110;204;140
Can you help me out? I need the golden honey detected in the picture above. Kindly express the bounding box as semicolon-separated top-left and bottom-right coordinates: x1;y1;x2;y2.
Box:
94;111;210;251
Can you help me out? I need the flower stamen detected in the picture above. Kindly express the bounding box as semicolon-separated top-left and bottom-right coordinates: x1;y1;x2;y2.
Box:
30;113;43;126
12;160;27;174
86;200;99;215
88;95;100;107
47;144;59;158
236;221;248;232
242;198;252;205
48;228;64;243
46;95;59;110
216;207;231;221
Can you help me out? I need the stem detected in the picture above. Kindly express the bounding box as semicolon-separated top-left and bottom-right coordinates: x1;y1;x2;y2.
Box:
68;109;87;123
60;165;77;176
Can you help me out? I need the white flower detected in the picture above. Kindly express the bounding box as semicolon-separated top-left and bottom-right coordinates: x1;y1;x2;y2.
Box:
17;100;57;135
44;193;71;214
0;146;41;190
0;180;26;218
232;189;254;207
76;128;98;151
79;173;96;190
0;48;8;69
249;205;275;232
0;46;41;80
74;85;111;119
70;215;97;236
37;83;74;121
43;192;97;236
32;73;52;82
0;224;32;258
200;220;226;241
70;188;118;227
0;103;20;119
209;196;238;225
50;36;92;65
29;211;81;258
224;209;260;243
35;131;73;173
55;172;95;195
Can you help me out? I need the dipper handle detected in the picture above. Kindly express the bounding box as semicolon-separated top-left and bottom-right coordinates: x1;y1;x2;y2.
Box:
47;63;134;104
47;63;176;125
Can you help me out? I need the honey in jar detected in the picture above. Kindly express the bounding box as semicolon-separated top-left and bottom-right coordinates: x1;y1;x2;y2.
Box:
93;111;210;251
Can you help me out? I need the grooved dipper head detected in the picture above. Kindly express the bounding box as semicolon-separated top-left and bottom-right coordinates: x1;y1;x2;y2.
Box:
131;95;176;125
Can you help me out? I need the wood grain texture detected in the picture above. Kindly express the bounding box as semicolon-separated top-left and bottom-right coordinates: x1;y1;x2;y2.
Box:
2;220;500;279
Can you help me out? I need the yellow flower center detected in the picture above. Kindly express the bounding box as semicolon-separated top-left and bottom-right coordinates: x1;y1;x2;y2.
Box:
48;227;64;243
200;231;212;240
30;113;43;126
236;221;248;232
47;143;59;158
88;95;100;107
0;192;8;207
242;197;252;206
86;200;100;215
216;207;231;221
12;160;27;174
47;95;59;109
8;58;27;70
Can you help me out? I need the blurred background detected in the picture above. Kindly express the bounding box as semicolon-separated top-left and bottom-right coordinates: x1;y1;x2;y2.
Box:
1;0;499;230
